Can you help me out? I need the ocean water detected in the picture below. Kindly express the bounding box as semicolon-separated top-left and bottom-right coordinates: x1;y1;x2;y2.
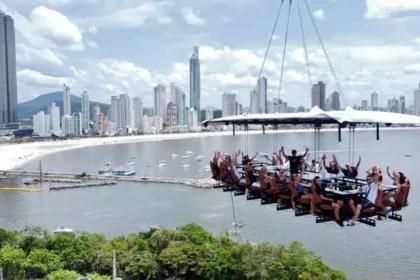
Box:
1;129;418;280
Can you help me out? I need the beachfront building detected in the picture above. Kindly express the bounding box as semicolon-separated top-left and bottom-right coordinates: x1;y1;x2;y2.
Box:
222;92;236;117
32;111;50;137
47;103;61;135
73;112;82;136
63;84;71;116
133;96;143;132
189;46;201;123
61;115;74;136
0;11;19;130
81;91;89;131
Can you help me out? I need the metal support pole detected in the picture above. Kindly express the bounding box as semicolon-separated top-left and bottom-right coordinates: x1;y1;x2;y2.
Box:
338;125;341;142
376;123;379;140
233;124;235;136
262;125;265;135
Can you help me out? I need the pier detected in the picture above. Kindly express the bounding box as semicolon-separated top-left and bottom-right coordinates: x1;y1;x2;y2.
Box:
50;181;117;191
0;170;216;189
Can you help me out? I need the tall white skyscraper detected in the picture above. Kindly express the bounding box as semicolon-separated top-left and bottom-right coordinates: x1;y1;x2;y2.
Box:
414;87;420;116
63;84;71;116
257;77;267;113
371;91;378;110
0;11;18;129
73;112;82;136
222;92;237;117
118;93;133;132
181;92;186;125
133;96;143;131
189;46;201;122
92;103;100;133
250;88;259;114
61;115;74;136
205;107;213;120
154;85;166;119
47;103;60;133
33;112;47;136
170;83;178;103
81;91;89;131
110;96;119;125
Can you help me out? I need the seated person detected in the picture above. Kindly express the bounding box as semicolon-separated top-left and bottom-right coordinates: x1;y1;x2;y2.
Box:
263;174;279;196
348;174;381;226
385;167;410;206
365;165;383;182
264;153;278;166
312;176;344;227
332;154;361;178
321;153;340;174
219;160;233;183
281;146;309;174
289;170;312;209
277;170;290;195
241;152;258;165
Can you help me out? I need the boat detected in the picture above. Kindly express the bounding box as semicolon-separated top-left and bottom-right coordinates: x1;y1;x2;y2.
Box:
182;164;190;168
180;156;189;159
404;154;412;157
23;178;41;185
53;226;73;233
127;161;135;165
158;163;166;167
114;168;136;176
103;161;111;166
197;157;203;161
129;156;135;159
186;150;194;154
171;154;178;157
158;160;166;163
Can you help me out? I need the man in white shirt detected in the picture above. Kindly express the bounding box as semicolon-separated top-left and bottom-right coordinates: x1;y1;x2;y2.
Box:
347;175;378;226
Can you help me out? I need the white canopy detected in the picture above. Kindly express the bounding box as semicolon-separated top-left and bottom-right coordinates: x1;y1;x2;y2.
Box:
202;106;420;126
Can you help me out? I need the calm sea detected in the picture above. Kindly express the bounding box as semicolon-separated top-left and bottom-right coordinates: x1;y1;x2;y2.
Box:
1;129;418;280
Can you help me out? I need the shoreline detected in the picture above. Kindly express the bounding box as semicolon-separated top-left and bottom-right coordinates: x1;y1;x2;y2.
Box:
0;127;417;171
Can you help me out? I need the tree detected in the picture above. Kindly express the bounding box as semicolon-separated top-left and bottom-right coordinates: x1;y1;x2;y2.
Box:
25;248;63;278
0;245;26;279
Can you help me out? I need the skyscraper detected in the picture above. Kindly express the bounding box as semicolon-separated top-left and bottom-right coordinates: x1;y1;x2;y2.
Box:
331;91;340;110
154;84;166;120
81;91;90;131
311;81;326;110
257;77;267;113
63;84;71;116
371;91;378;110
414;86;420;116
189;46;201;122
222;93;236;117
0;11;18;129
133;96;143;131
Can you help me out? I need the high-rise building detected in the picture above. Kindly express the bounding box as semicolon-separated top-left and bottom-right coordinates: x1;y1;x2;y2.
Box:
257;77;267;113
205;107;213;120
33;111;49;136
414;86;420;116
361;100;368;111
399;95;405;114
154;85;166;119
81;91;89;131
311;81;326;109
222;93;237;117
61;115;74;136
63;84;71;116
176;89;185;125
92;103;100;133
73;112;82;136
181;92;186;125
110;96;119;125
133;97;143;131
0;11;18;129
170;83;178;103
371;91;378;110
250;88;259;114
189;46;201;122
47;103;60;133
236;102;242;115
166;102;177;127
188;108;198;127
331;91;340;111
118;93;133;132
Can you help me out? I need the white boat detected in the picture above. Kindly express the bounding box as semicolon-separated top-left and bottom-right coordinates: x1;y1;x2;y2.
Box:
103;161;111;166
186;150;194;154
158;160;166;163
129;156;135;159
182;164;190;168
53;226;73;233
172;154;178;157
158;163;166;167
127;161;135;165
180;156;189;159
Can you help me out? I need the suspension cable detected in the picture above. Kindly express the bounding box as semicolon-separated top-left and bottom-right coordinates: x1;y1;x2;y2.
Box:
352;126;355;165
297;0;313;94
303;0;348;107
277;0;293;102
258;0;285;80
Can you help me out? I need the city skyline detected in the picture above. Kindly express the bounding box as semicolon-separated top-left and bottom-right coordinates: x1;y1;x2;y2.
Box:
1;1;420;108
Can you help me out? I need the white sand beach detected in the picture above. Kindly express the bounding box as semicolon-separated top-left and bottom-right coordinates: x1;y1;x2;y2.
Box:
0;127;417;171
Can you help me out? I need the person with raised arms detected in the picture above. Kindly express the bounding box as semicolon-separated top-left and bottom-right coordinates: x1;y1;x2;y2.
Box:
280;146;309;175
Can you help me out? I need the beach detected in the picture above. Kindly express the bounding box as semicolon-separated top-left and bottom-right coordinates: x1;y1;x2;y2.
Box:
0;127;417;171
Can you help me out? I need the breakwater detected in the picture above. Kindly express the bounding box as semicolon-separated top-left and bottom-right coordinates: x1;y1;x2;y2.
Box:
0;170;217;189
50;181;117;191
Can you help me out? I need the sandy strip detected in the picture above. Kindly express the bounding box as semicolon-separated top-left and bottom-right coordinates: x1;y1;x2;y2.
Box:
0;127;417;170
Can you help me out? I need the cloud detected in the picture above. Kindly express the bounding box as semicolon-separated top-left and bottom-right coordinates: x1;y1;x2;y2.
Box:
364;0;420;19
181;7;206;25
79;1;172;28
313;9;325;20
16;43;64;67
404;64;420;74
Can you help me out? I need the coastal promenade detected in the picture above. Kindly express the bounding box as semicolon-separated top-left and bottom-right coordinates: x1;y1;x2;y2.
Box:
0;170;216;189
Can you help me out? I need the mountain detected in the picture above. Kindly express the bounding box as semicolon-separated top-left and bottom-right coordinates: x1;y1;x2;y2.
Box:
18;92;153;120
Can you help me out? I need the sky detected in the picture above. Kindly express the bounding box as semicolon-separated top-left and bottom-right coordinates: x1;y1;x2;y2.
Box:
1;0;420;108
